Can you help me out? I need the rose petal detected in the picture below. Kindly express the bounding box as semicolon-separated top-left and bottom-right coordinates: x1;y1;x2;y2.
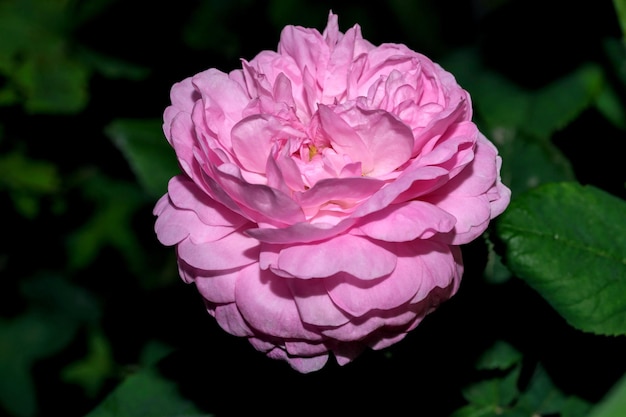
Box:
274;234;397;280
325;240;450;316
296;176;385;212
357;200;456;242
177;230;258;271
287;278;351;327
231;114;304;174
211;163;306;225
235;267;324;340
193;268;240;304
167;175;249;227
192;68;249;124
285;341;330;357
214;303;254;337
335;106;415;177
266;348;329;373
278;23;329;86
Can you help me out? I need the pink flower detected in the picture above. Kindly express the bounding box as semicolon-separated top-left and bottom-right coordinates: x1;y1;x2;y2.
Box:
154;12;510;373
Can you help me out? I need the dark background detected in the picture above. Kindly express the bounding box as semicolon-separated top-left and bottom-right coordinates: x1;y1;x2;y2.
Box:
1;1;625;416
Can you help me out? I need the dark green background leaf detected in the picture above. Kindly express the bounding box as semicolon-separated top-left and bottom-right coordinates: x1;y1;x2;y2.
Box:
106;119;180;199
588;372;626;417
496;182;626;335
84;365;211;417
475;341;522;371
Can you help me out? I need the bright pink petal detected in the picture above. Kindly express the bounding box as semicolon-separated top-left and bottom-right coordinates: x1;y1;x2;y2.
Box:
335;106;414;176
318;104;371;169
329;342;365;366
266;348;329;373
274;234;397;280
285;341;330;357
248;220;354;245
176;230;258;271
325;240;449;316
296;176;385;212
192;68;249;120
409;242;462;303
213;303;254;337
278;23;329;85
235;268;324;340
231;114;304;174
230;115;277;173
167;76;198;114
287;278;351;327
193;268;240;304
167;112;197;178
428;193;492;244
357;200;456;242
211;163;306;225
167;175;249;227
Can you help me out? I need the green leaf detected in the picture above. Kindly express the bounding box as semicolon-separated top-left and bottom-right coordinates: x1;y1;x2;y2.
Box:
594;81;626;130
0;274;103;416
0;355;36;417
0;150;60;192
0;311;77;417
62;329;115;398
66;172;148;273
84;364;212;417
77;47;150;80
483;237;513;284
462;365;520;408
442;48;576;197
16;50;90;114
603;37;626;88
613;0;626;41
599;38;626;129
496;182;626;335
441;48;529;130
524;64;604;139
475;341;522;371
515;365;566;415
587;373;626;417
0;149;61;217
105;119;180;198
492;128;575;198
444;49;606;139
450;404;507;417
20;274;101;325
561;395;592;417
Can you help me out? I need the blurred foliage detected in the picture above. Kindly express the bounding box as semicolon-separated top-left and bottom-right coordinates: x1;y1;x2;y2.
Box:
0;0;148;114
0;149;60;218
0;0;625;416
0;274;100;417
105;119;179;200
452;341;592;417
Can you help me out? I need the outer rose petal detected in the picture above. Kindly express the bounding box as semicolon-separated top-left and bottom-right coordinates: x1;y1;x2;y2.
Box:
325;240;458;317
176;231;258;271
426;134;511;244
154;184;246;246
273;234;397;280
266;348;329;374
234;266;324;341
212;303;254;337
357;200;456;242
287;278;351;327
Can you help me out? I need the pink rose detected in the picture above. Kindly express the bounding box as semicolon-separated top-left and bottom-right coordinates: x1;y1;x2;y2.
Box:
154;12;510;373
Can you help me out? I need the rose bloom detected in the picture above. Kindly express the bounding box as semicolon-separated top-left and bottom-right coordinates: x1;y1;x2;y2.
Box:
154;12;510;373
